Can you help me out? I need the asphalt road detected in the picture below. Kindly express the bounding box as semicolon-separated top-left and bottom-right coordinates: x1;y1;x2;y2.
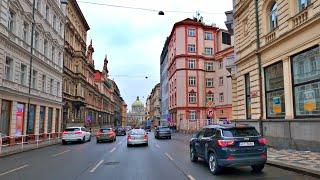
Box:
0;132;317;180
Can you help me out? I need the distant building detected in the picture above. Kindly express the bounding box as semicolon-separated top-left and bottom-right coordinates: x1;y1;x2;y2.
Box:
160;38;170;123
127;97;145;127
149;83;161;126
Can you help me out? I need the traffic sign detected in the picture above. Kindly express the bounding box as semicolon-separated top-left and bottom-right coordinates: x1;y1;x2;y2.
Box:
207;109;214;118
207;101;214;107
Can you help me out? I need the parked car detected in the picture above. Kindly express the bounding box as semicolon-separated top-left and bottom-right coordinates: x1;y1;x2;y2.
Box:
62;127;91;145
155;126;171;139
189;124;267;175
115;127;126;136
127;129;148;147
125;126;132;132
96;128;116;143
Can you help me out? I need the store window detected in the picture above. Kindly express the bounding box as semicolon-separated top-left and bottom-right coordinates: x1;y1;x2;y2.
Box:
245;74;251;119
292;46;320;117
48;107;53;133
27;104;36;134
265;62;285;118
39;106;45;134
0;100;11;136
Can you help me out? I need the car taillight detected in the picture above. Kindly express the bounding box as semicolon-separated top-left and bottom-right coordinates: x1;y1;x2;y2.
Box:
144;134;148;140
226;155;234;160
96;132;101;137
258;138;267;145
63;131;68;135
261;152;267;158
128;135;132;140
75;131;82;135
218;140;235;148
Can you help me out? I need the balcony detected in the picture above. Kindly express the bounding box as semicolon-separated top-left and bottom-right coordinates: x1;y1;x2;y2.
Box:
265;30;276;44
2;79;29;94
292;9;309;28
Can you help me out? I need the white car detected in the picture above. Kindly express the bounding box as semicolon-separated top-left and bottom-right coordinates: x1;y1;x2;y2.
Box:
62;127;91;144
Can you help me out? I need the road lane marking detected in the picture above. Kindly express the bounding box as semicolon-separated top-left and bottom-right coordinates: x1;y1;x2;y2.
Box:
0;164;29;176
90;160;104;173
52;150;70;157
187;175;196;180
110;147;116;153
118;141;122;145
165;152;174;161
155;144;160;148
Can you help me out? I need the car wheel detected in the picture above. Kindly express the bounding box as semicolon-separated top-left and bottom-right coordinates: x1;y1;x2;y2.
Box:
88;136;91;142
127;144;131;147
114;138;117;142
169;136;171;139
82;137;86;143
96;140;100;143
62;140;67;145
208;153;221;175
190;147;198;162
145;143;148;146
251;164;265;172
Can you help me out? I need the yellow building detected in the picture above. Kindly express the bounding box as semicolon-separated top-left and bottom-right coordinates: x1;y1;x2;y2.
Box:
232;0;320;150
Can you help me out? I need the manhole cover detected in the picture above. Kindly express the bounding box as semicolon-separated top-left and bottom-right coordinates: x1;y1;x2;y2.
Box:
104;162;120;166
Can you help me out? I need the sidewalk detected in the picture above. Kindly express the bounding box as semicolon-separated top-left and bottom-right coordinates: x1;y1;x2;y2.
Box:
0;139;61;158
172;132;320;177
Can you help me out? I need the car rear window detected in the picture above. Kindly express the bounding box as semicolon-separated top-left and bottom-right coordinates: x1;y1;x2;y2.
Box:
159;127;170;131
100;129;111;133
222;128;259;137
130;129;145;135
65;128;80;132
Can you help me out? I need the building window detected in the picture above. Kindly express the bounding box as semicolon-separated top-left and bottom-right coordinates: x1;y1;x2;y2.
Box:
75;65;79;73
219;93;224;102
188;77;196;86
222;32;231;45
188;60;196;69
52;46;55;61
219;61;223;69
20;63;27;86
39;106;45;133
4;57;13;81
53;15;56;30
188;28;196;37
50;79;54;94
23;22;29;43
34;31;39;49
32;70;37;89
8;10;15;33
219;77;224;86
204;32;213;40
27;104;36;134
206;93;214;102
204;47;213;55
189;110;196;120
44;40;48;57
42;75;46;92
292;46;320;117
245;74;251;119
45;5;49;20
269;2;278;31
57;82;60;96
265;62;285;118
220;110;224;115
0;100;11;136
36;0;41;10
58;52;62;66
59;22;63;35
189;93;197;104
206;78;214;87
298;0;310;11
188;44;196;53
206;62;214;71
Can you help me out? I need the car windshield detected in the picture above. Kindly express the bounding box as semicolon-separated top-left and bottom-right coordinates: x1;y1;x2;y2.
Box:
159;127;170;131
130;129;145;135
222;127;259;137
65;128;80;132
100;129;110;133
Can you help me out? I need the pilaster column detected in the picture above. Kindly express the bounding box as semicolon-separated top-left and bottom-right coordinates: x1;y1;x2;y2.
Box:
283;58;294;119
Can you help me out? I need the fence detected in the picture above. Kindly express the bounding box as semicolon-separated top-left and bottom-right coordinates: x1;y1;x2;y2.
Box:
0;132;62;155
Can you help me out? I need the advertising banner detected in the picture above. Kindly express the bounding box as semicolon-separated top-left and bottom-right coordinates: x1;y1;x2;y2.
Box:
272;97;281;114
16;103;25;136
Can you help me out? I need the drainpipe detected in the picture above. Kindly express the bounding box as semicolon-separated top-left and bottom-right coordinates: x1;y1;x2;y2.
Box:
254;0;264;136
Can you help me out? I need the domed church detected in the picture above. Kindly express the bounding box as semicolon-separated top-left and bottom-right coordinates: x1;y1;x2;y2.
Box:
127;96;145;127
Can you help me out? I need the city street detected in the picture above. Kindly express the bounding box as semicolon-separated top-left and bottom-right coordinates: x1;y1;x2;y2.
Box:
0;132;316;180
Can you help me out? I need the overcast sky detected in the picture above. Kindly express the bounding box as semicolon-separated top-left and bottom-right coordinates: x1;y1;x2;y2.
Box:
78;0;233;109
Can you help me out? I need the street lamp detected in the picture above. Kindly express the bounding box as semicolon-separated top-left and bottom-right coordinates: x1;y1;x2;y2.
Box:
158;11;165;15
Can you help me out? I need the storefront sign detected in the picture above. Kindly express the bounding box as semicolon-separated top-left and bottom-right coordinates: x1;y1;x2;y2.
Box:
304;90;316;111
272;97;281;114
15;103;24;136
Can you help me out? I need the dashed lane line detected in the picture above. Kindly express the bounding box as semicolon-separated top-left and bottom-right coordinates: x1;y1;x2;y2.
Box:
52;150;71;157
187;175;196;180
0;164;29;176
90;160;104;173
155;144;160;149
165;152;174;161
110;147;116;153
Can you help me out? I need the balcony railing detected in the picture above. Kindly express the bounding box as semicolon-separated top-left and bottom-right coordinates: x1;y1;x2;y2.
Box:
265;30;276;44
292;9;308;27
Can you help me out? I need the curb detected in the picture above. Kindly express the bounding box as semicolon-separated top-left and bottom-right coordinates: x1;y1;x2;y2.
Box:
0;140;61;158
267;159;320;178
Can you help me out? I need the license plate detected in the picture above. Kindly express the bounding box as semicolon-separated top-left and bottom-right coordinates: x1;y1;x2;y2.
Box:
239;142;254;147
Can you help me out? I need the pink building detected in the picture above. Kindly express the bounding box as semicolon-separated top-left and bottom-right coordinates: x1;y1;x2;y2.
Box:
166;18;233;131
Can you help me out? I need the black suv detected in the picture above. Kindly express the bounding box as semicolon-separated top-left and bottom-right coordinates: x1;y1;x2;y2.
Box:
189;124;267;175
155;126;171;139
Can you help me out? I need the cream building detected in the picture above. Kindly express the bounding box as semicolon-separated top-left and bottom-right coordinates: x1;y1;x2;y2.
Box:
233;0;320;150
0;0;65;144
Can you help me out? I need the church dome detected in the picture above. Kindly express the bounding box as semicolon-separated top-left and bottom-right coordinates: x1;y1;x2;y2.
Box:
132;96;143;107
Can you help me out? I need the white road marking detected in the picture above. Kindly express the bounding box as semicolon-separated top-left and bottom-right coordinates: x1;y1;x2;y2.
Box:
90;160;104;173
118;141;122;145
155;144;160;148
165;152;174;161
0;164;29;176
187;175;196;180
110;147;116;153
52;150;70;157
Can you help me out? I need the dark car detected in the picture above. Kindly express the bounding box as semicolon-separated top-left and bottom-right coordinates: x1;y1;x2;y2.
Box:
115;127;126;136
189;124;267;175
155;126;171;139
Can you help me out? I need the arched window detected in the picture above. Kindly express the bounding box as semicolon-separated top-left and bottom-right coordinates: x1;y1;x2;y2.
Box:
298;0;310;11
269;2;278;31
